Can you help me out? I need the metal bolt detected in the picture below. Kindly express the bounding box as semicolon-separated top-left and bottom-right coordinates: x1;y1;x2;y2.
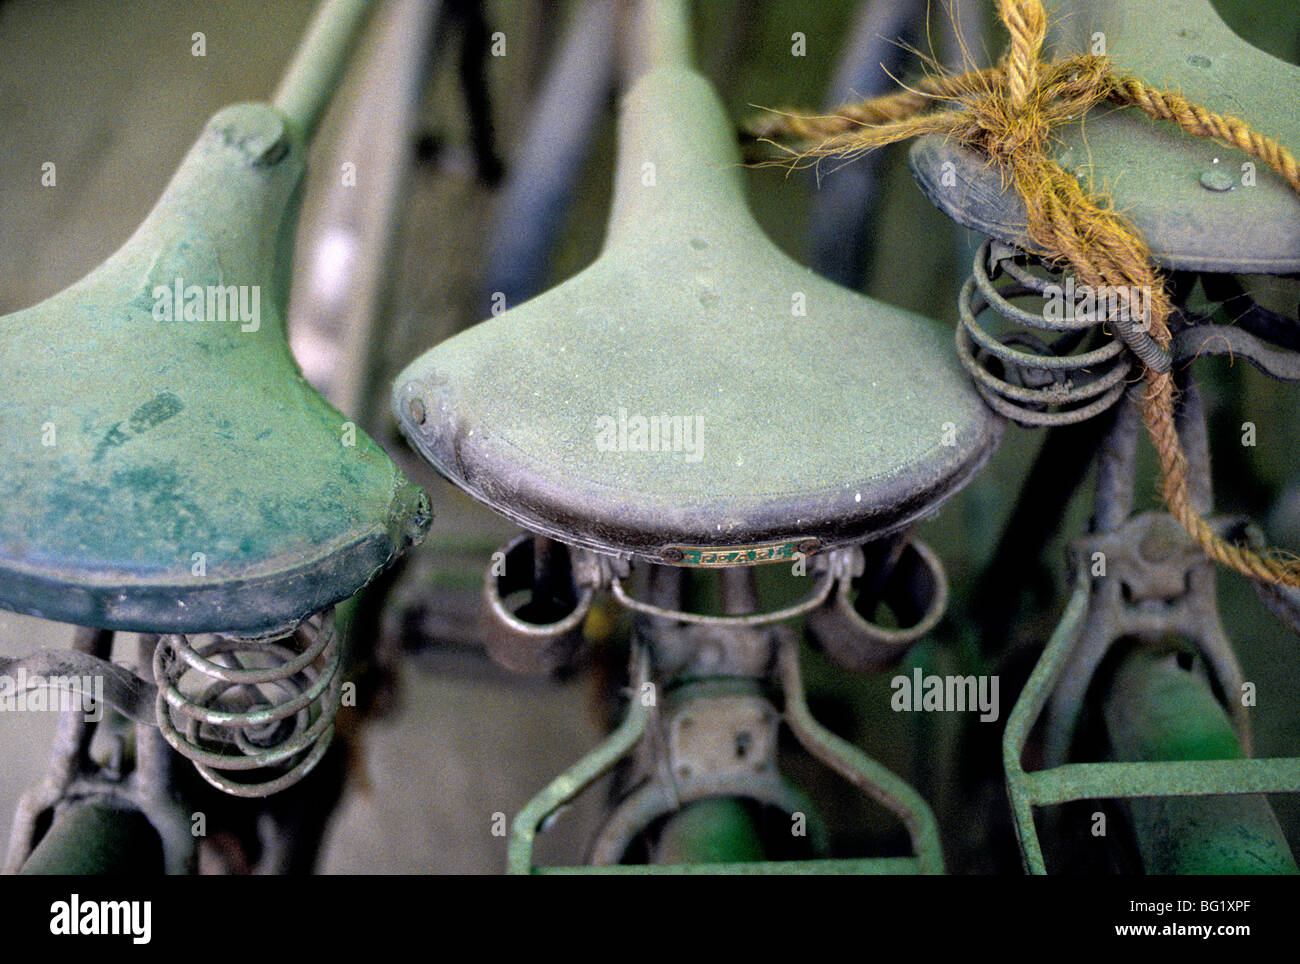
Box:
219;111;291;167
408;396;426;425
1200;169;1234;192
248;132;290;167
662;547;684;563
798;539;820;556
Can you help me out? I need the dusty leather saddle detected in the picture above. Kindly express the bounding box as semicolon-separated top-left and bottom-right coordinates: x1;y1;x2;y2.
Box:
0;103;430;635
394;52;1001;566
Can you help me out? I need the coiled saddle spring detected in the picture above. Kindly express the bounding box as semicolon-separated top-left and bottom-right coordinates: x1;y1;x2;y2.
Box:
152;609;341;798
957;239;1134;426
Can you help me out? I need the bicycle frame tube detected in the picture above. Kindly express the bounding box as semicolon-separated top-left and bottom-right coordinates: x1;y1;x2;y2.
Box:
19;801;164;875
1103;649;1297;874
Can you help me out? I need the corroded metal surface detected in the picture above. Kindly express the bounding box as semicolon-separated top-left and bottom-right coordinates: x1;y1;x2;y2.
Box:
1003;384;1299;873
507;623;943;873
481;534;592;673
152;611;341;797
805;536;948;674
5;631;196;874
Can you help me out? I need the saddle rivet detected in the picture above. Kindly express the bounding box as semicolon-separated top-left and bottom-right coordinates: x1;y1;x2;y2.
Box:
662;547;684;563
798;539;820;556
408;396;427;425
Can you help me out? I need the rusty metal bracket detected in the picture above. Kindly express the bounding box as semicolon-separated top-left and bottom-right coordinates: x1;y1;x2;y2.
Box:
607;548;856;628
805;536;948;674
482;535;595;673
1003;381;1300;873
586;679;829;864
507;626;945;873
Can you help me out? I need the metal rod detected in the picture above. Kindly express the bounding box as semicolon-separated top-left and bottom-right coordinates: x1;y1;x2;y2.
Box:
289;0;442;417
718;567;759;616
481;0;617;308
776;628;945;873
454;0;505;183
610;569;834;626
508;645;652;873
1020;757;1300;803
134;636;173;799
808;0;927;287
273;0;373;142
1003;558;1092;873
622;0;691;82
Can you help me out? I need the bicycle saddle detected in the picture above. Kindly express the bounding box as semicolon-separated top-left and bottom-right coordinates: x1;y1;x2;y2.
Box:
910;0;1300;273
0;103;430;634
394;56;1001;565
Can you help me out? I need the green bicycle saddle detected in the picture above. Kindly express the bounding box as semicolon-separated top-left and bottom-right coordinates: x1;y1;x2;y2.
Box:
910;0;1300;273
0;103;430;635
393;62;1001;566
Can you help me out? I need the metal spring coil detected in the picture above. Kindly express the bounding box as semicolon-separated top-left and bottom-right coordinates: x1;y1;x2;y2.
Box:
152;610;341;798
957;239;1133;426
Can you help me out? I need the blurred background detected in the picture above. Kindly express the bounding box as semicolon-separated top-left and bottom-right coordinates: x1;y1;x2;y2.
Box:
1;0;1299;873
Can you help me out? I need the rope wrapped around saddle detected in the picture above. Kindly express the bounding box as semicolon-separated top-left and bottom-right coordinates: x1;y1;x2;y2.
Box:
750;0;1300;587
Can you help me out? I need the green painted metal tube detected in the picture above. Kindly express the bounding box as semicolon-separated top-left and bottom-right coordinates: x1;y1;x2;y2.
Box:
777;637;946;873
1103;650;1298;875
21;802;163;875
273;0;373;142
1004;561;1300;872
654;798;766;866
508;650;653;874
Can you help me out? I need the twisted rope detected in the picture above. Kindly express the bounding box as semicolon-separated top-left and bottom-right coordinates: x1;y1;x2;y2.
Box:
752;0;1300;586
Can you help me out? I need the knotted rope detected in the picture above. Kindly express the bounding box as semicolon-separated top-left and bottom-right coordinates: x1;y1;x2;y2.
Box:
753;0;1300;586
